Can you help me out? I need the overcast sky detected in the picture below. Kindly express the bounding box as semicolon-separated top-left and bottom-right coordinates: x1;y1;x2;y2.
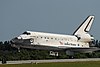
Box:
0;0;100;41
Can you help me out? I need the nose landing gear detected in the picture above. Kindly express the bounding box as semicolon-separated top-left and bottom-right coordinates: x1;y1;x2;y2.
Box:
18;47;20;52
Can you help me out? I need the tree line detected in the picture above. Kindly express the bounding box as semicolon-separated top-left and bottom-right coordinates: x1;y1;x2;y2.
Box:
0;40;100;61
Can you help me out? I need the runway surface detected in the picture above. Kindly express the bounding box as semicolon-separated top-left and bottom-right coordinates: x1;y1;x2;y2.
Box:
0;58;100;64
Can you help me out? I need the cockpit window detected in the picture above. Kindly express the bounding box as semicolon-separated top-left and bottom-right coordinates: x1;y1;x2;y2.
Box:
22;31;31;35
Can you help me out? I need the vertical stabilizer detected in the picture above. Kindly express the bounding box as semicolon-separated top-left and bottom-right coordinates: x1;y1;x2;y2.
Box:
73;15;94;35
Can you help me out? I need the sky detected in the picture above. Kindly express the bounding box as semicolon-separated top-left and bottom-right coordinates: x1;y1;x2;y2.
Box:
0;0;100;41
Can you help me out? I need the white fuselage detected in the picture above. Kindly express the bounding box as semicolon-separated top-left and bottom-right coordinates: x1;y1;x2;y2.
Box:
11;31;90;50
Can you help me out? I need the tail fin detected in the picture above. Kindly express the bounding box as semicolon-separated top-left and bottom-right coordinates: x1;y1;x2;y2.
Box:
73;15;94;35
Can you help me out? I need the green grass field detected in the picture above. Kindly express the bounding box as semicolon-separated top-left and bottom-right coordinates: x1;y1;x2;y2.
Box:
0;61;100;67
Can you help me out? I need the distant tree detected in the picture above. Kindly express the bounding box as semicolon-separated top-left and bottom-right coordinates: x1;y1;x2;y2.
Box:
3;41;9;45
0;41;3;45
0;41;3;50
74;53;88;58
98;41;100;48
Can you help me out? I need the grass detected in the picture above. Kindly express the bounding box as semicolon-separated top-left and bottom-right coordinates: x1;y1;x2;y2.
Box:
0;61;100;67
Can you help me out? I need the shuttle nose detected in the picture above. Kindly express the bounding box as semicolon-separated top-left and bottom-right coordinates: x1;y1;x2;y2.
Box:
10;36;23;44
10;37;17;44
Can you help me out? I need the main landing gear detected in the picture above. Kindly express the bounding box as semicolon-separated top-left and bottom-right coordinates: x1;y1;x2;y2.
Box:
49;51;59;56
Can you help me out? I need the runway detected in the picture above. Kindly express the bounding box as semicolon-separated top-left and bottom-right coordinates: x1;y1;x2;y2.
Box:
0;58;100;64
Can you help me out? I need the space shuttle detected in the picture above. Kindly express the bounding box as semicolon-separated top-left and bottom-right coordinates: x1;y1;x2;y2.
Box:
10;15;99;56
